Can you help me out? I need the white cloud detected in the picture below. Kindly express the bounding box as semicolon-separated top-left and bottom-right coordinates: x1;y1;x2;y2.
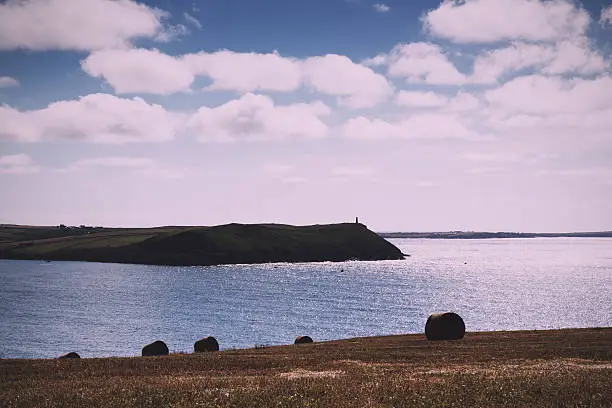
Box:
542;40;608;75
82;49;195;94
373;3;390;12
0;106;40;142
282;176;309;184
395;91;449;108
82;49;302;94
447;92;481;112
188;93;331;142
464;166;507;174
415;181;438;188
331;166;375;177
423;0;591;44
83;49;392;108
260;163;308;184
485;75;612;115
65;156;188;179
0;0;168;51
472;43;549;84
368;37;605;89
71;157;155;169
184;12;202;29
538;167;612;177
340;114;485;140
184;50;302;92
0;76;19;88
486;108;612;146
460;152;522;163
153;23;189;43
482;75;612;148
471;40;608;84
368;43;466;85
0;154;38;174
601;5;612;26
262;163;295;175
0;153;31;167
460;152;557;163
303;54;393;108
0;93;182;143
394;90;481;112
340;117;395;140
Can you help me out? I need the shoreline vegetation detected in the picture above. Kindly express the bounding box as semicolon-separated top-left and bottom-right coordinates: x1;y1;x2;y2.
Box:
1;328;610;407
0;223;404;266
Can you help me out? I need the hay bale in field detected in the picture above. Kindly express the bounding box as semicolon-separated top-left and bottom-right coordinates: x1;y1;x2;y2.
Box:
425;312;465;340
142;340;169;356
295;336;314;344
58;352;80;359
194;336;219;352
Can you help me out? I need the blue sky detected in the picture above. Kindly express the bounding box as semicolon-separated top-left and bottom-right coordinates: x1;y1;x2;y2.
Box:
1;0;612;231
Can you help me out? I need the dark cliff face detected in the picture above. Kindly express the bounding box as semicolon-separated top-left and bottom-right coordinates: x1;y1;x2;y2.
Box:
124;223;405;265
0;223;405;266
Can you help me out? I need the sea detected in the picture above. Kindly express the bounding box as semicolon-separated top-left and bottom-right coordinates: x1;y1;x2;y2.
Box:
0;238;610;359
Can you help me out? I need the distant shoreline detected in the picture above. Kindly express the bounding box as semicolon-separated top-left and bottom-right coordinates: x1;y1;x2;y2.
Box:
379;231;612;239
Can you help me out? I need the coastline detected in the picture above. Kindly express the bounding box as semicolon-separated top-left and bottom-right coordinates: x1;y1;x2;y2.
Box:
0;223;405;266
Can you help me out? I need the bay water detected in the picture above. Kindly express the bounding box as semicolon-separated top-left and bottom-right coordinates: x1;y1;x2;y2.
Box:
0;238;610;359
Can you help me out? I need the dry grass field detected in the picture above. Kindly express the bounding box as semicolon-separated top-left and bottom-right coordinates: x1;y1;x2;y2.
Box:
1;328;610;407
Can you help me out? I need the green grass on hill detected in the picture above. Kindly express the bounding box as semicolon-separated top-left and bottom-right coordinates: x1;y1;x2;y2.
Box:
0;223;405;266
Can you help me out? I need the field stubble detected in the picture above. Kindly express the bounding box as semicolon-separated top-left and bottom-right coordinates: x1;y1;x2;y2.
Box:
1;328;610;407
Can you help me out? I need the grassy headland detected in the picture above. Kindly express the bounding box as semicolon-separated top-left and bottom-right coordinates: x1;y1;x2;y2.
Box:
0;223;404;266
0;328;610;407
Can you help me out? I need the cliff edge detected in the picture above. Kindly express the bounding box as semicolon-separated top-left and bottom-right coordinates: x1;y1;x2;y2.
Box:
0;223;404;266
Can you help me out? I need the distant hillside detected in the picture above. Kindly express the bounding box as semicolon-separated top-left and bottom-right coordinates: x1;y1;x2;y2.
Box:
0;223;405;266
379;231;612;239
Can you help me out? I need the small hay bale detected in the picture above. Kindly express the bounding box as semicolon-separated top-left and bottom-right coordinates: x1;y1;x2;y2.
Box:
58;352;80;359
142;340;169;356
294;336;314;344
425;312;466;340
194;336;219;352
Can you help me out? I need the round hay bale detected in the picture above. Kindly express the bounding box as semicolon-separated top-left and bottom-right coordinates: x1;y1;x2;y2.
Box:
142;340;169;356
58;352;80;359
294;336;314;344
194;336;219;352
425;312;465;340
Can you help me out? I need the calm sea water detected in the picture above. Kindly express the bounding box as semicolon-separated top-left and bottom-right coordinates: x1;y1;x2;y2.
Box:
0;238;610;359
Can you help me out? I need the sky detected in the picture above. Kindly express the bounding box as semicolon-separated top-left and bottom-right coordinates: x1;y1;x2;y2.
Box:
1;0;611;232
